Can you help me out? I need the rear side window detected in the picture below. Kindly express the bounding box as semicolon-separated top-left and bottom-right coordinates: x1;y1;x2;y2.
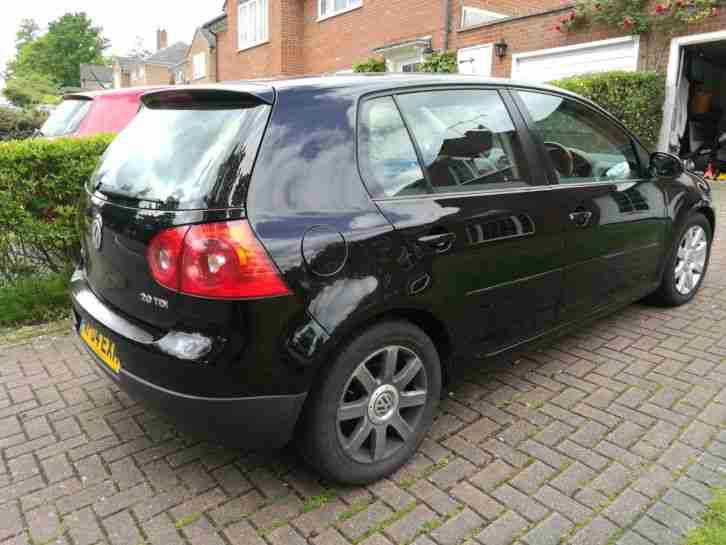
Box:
358;97;427;197
89;96;270;209
396;90;530;193
41;99;91;137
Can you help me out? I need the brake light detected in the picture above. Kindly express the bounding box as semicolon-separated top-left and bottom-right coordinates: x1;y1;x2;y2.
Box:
147;220;290;299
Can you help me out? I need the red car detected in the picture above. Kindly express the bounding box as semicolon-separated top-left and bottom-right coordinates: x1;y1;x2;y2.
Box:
40;87;167;138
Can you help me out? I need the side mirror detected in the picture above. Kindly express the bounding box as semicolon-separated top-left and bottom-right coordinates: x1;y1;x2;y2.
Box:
649;152;683;178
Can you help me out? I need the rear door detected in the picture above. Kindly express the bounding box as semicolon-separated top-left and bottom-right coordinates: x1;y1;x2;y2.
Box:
512;89;668;321
359;87;568;356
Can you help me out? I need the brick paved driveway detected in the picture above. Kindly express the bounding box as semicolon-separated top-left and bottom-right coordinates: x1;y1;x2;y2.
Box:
3;189;726;545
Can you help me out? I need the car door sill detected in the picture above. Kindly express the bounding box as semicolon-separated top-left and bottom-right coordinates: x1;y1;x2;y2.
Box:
477;284;658;358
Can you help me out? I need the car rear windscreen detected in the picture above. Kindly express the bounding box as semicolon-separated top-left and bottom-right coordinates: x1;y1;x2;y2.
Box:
41;99;92;136
88;99;270;210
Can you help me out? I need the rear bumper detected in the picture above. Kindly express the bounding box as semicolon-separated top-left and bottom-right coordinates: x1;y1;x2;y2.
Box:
71;272;307;449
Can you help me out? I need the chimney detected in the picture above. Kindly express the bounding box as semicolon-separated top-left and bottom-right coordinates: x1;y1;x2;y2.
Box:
157;28;168;51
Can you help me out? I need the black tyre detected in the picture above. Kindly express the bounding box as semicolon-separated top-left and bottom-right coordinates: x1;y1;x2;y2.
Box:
650;212;711;306
299;321;441;485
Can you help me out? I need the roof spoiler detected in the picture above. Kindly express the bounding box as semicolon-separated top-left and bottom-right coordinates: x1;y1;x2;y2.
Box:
62;94;94;101
140;85;275;109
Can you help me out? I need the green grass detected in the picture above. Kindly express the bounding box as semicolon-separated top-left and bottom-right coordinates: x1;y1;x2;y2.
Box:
302;488;338;512
0;272;69;328
685;488;726;545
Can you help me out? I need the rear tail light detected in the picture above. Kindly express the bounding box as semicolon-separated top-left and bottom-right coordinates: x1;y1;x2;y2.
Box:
147;220;291;299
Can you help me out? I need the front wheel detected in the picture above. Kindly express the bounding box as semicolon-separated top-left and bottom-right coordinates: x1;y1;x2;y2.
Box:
650;212;711;306
299;321;441;485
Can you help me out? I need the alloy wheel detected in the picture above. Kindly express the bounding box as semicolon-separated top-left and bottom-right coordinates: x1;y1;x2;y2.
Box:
674;225;708;295
337;345;428;464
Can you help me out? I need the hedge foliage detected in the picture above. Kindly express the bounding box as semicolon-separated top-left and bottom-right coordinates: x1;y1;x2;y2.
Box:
551;70;666;149
0;135;114;282
0;107;48;141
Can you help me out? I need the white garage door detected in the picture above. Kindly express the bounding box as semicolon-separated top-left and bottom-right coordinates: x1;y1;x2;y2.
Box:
457;44;493;76
511;36;640;83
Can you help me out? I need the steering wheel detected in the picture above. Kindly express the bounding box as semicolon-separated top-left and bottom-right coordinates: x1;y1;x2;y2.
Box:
544;142;574;177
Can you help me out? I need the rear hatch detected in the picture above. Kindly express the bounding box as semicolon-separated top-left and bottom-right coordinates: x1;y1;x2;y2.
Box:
79;87;274;330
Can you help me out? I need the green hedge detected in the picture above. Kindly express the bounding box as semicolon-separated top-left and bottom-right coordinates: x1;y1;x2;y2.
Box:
0;135;114;282
551;71;666;149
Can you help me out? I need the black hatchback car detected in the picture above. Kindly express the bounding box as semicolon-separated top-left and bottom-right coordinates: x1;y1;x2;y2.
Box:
71;75;714;484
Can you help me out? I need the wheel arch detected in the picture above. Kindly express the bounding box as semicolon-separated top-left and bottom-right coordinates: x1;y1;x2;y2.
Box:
312;306;456;388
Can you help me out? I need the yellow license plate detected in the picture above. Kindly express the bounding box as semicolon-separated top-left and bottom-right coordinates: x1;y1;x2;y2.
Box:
81;322;121;373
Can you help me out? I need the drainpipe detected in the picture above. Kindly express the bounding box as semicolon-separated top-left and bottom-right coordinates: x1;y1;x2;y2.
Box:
443;0;451;51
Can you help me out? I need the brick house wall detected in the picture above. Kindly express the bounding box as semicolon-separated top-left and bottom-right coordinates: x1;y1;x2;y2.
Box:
215;0;726;80
185;30;218;84
111;61;129;89
130;63;172;86
216;0;561;79
453;3;726;77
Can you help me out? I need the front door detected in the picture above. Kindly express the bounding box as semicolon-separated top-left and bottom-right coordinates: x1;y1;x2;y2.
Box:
457;45;493;76
513;89;668;321
357;87;568;356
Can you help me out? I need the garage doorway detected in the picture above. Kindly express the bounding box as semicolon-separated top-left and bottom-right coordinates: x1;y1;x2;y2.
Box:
660;30;726;162
457;44;493;76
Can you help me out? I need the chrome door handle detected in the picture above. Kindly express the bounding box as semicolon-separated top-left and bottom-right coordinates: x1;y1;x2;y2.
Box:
569;210;592;227
417;232;456;253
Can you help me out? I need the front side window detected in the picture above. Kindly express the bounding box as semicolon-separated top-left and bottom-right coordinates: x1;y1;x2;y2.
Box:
238;0;269;50
358;96;427;198
193;52;206;79
396;90;530;193
319;0;361;19
517;91;642;183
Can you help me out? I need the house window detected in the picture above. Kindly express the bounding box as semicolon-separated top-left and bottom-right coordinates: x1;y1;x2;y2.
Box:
238;0;269;50
175;69;186;84
461;6;507;28
136;66;145;80
319;0;362;20
401;60;422;73
193;53;206;79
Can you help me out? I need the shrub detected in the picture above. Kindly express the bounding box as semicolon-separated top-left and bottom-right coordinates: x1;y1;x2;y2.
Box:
0;107;48;141
0;134;114;282
420;51;458;73
353;57;386;73
0;272;70;327
551;70;665;149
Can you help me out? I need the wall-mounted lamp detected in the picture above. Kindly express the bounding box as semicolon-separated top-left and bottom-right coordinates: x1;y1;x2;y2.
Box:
494;39;508;60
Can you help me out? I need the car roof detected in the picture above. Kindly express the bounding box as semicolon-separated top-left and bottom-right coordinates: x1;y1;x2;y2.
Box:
142;74;592;111
227;73;579;98
63;86;171;101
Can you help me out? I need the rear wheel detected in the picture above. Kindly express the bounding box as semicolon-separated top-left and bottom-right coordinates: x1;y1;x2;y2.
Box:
299;321;441;484
650;213;711;306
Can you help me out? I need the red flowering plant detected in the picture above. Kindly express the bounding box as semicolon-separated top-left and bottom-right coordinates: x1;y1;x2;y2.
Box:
651;0;723;27
555;0;724;34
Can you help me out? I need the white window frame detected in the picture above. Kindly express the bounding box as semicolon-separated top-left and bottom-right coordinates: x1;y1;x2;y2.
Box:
318;0;362;22
460;7;507;29
193;52;206;80
136;66;145;80
238;0;269;51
